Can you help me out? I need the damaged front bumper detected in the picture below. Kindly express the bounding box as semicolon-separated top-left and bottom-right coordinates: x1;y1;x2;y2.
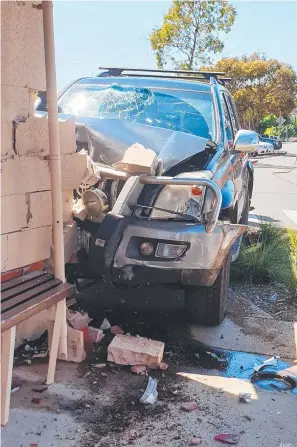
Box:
70;173;246;287
111;219;246;286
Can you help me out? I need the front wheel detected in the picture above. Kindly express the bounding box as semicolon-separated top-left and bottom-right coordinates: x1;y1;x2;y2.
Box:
185;251;231;326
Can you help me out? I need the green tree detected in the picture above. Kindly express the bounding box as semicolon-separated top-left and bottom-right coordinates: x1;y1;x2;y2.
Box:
149;0;236;70
206;54;297;129
271;123;297;139
259;114;278;129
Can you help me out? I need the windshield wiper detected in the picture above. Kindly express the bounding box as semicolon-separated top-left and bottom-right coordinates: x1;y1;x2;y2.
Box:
131;204;201;223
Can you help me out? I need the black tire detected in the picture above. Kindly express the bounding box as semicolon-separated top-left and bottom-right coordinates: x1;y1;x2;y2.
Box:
185;251;231;326
240;188;250;225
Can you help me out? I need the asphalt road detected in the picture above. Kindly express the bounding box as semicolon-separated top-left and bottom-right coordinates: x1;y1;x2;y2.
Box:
249;142;297;229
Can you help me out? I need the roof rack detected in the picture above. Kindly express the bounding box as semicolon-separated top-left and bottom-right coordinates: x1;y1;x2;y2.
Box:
97;67;231;85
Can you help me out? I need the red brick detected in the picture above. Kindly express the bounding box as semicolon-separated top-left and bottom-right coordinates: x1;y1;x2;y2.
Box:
181;401;199;412
111;325;124;335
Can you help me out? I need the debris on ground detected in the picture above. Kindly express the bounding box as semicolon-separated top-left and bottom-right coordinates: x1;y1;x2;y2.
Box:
89;326;105;343
31;397;42;404
253;354;280;372
131;365;147;375
81;326;94;353
23;359;32;365
24;344;35;352
101;372;108;378
111;325;124;335
11;387;20;393
206;351;226;362
93;363;106;368
188;438;202;445
100;318;111;331
140;376;158;405
159;361;169;371
239;393;252;403
180;401;199;412
32;351;48;358
270;293;278;302
107;334;164;366
67;309;92;330
214;433;240;444
32;386;50;393
48;325;86;363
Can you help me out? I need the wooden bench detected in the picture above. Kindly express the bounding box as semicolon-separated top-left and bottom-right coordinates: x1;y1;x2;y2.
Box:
1;270;73;425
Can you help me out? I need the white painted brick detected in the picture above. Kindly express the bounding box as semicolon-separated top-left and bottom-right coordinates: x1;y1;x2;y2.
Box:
3;226;52;272
1;1;46;90
16;116;77;156
61;153;88;189
59;117;77;155
2;85;30;122
1;234;8;272
28;191;52;228
62;190;74;223
1;156;50;196
1;122;15;159
64;221;78;262
26;190;73;229
1;194;28;234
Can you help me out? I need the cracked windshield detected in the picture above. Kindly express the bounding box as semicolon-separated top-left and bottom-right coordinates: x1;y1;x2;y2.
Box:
59;83;214;139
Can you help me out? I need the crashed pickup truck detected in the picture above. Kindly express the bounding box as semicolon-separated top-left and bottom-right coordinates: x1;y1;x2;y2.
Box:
36;68;258;326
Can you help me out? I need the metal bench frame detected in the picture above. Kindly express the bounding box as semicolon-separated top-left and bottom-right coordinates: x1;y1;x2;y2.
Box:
1;271;72;425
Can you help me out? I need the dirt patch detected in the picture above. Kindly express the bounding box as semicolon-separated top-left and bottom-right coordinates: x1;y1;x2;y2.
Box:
53;313;194;446
230;281;297;321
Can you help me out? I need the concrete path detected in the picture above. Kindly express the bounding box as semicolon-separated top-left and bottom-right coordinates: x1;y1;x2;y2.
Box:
3;292;297;447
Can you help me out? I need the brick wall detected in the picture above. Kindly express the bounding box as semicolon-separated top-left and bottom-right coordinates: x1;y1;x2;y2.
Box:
1;1;87;345
1;1;87;274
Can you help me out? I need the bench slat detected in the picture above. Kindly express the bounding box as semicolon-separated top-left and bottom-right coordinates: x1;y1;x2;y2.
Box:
1;271;46;292
1;282;73;333
1;274;56;302
2;278;61;312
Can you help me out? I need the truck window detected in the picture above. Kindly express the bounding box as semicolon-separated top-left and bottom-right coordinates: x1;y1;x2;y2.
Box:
221;92;233;146
225;94;240;134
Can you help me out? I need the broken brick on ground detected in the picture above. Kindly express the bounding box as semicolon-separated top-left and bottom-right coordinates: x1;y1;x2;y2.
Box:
131;365;147;375
180;401;199;412
107;334;164;366
111;325;124;335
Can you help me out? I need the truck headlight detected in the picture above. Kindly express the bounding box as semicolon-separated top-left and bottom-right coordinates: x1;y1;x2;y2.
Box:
150;183;205;219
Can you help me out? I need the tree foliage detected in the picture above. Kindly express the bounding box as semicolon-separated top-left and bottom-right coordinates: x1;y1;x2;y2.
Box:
206;54;297;129
149;0;236;70
271;123;297;139
259;114;278;129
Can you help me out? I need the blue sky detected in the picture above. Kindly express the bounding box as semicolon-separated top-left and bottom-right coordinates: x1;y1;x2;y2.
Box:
54;1;297;91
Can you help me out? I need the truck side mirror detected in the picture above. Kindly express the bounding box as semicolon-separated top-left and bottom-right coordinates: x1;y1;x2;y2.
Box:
234;129;259;153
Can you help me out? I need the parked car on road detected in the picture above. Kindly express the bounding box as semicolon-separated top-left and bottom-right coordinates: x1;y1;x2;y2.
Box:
251;140;274;156
36;68;258;326
260;134;281;150
269;135;282;149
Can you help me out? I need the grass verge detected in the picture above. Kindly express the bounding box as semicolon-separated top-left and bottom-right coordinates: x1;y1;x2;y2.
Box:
231;223;297;295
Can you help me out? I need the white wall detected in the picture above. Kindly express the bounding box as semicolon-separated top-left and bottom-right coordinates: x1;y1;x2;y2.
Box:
1;1;87;344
